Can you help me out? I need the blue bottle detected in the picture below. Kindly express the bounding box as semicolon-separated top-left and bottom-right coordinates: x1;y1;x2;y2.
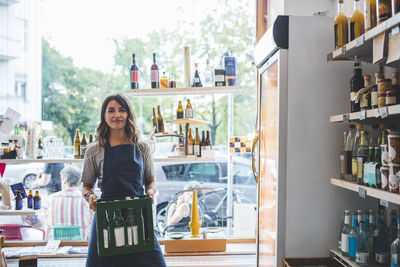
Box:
356;221;370;265
349;213;358;260
15;190;23;210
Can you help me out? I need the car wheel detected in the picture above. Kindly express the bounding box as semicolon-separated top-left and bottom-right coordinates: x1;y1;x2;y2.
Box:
156;202;169;226
23;174;37;188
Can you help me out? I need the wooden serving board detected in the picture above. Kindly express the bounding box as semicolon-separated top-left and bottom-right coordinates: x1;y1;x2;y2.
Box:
164;238;226;253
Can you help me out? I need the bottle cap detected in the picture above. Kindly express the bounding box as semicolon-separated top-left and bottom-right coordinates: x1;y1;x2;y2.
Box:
364;74;371;79
356;123;363;129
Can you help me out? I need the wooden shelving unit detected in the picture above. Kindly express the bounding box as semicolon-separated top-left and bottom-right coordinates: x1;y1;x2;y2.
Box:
327;13;400;67
125;86;247;96
330;178;400;205
166;118;209;125
330;249;380;267
330;104;400;122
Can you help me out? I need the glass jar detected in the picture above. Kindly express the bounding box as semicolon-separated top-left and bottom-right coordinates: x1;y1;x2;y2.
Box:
377;0;392;23
378;78;392;94
378;92;386;107
386;90;397;106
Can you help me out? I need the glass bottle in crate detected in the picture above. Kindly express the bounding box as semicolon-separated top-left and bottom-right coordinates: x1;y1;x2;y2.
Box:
114;209;126;247
342;210;352;256
391;219;400;267
126;208;138;246
340;131;347;179
103;211;110;249
349;213;359;260
356;221;370;265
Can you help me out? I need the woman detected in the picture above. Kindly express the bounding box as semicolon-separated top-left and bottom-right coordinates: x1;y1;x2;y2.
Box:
81;93;166;267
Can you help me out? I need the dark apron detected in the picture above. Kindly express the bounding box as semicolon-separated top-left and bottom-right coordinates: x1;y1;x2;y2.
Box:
86;141;166;267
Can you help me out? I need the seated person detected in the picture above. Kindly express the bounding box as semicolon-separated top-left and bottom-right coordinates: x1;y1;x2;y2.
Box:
32;163;64;195
46;165;93;240
166;191;192;226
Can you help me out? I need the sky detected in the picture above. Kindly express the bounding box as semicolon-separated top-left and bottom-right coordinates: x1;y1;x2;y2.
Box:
39;0;250;73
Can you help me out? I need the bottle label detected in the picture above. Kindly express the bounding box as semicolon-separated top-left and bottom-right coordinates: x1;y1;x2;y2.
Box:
351;92;357;102
376;253;390;263
387;96;397;105
188;145;194;155
345;151;352;175
185;109;193;118
194;145;200;156
114;227;125;247
371;91;379;106
360;94;369;108
392;253;400;265
341;233;349;253
340;155;344;160
80;145;86;158
356;252;369;264
194;78;200;83
378;2;391;20
349;237;357;257
131;71;138;83
74;144;80;156
103;229;109;248
127;225;138;246
151;70;159;82
34;199;41;210
352;157;358;176
357;157;365;179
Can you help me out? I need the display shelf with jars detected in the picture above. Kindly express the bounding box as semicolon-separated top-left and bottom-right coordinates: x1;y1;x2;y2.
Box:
125;86;247;96
330;103;400;122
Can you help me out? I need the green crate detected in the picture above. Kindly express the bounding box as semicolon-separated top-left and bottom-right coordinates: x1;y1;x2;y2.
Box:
95;195;155;257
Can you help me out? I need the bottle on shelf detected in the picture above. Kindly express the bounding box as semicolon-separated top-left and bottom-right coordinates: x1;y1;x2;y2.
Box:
364;0;377;31
350;0;365;41
350;57;364;112
160;72;168;88
340;131;347;179
341;210;352;256
375;146;382;188
27;189;33;209
338;210;346;251
391;219;400;267
157;105;164;133
169;74;176;88
89;133;94;144
80;133;88;159
377;0;392;24
151;53;159;88
200;131;206;153
15;190;23;210
371;73;382;109
74;129;80;159
357;130;369;184
188;128;194;155
375;211;391;264
349;212;359;260
192;63;203;87
360;75;372;111
126;208;139;246
357;210;363;231
224;55;237;86
206;130;212;150
185;99;193;118
345;125;355;181
367;211;375;261
393;72;400;103
33;191;41;210
364;145;375;185
130;53;139;89
334;0;349;49
194;128;201;157
176;101;184;119
152;107;158;133
103;211;110;249
114;209;126;247
37;137;43;159
214;69;225;87
356;221;370;265
203;59;214;87
179;125;185;149
352;123;363;181
388;210;398;245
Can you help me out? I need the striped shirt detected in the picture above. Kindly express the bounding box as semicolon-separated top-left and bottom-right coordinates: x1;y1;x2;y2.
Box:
46;188;93;240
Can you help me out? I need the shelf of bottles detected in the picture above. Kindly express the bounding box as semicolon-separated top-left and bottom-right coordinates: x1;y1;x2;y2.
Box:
328;13;400;67
331;178;400;205
330;249;380;267
330;104;400;122
125;86;247;96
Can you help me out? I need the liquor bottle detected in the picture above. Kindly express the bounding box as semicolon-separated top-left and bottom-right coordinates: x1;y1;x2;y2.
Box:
349;213;359;260
367;211;376;261
360;75;372;110
89;133;93;144
185;99;193;118
80;133;88;159
126;208;138;246
357;131;369;184
356;221;370;265
151;53;159;88
33;191;41;210
351;58;364;112
352;123;363;181
389;210;399;244
200;131;206;153
224;55;237;86
130;53;139;89
15;190;23;210
340;131;347;179
345;125;355;181
192;63;202;87
357;210;363;231
179;125;185;149
375;147;382;188
176;101;184;119
350;0;365;41
391;219;400;267
27;189;33;209
204;59;214;87
157;105;164;133
378;0;392;23
74;129;80;159
375;212;391;264
188;128;194;155
194;128;201;157
342;210;352;256
103;211;110;249
334;0;349;49
160;72;168;88
339;210;347;251
152;107;158;133
169;74;176;88
364;0;377;31
37;137;43;159
114;209;126;247
206;131;212;150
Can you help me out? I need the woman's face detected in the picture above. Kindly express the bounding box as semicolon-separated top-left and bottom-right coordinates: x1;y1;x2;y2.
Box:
104;100;128;131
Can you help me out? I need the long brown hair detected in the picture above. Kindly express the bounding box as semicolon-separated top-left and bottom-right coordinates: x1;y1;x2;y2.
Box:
96;93;140;147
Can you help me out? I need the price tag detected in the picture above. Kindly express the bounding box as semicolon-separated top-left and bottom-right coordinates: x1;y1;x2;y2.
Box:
356;36;364;47
380;199;389;207
360;110;366;120
392;26;400;36
380;107;388;118
358;187;366;199
343;114;349;122
374;108;380;118
341;46;346;55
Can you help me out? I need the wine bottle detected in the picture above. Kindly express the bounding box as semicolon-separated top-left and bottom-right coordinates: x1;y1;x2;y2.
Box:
80;133;88;159
176;101;184;119
126;208;139;246
188;128;194;155
192;63;202;87
157;105;164;133
114;209;126;247
74;129;80;159
185;99;193;118
350;58;364;112
130;53;139;89
151;53;159;88
152;107;158;133
194;128;201;157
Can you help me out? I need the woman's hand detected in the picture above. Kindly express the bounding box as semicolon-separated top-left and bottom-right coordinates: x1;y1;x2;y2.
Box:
88;194;98;211
146;187;155;204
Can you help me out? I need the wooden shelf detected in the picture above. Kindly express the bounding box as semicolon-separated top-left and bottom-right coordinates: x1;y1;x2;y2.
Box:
330;178;400;205
329;104;400;122
330;248;380;267
0;208;37;216
152;156;214;162
166;118;209;125
327;13;400;67
125;86;247;96
0;159;84;164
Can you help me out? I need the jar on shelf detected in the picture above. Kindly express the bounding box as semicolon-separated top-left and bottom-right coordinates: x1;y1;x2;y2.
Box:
388;132;400;164
378;78;392;94
389;163;400;193
380;166;389;190
377;0;392;23
378;92;386;107
386;90;397;106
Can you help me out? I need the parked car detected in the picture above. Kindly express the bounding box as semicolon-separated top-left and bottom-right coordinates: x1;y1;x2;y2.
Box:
2;163;44;189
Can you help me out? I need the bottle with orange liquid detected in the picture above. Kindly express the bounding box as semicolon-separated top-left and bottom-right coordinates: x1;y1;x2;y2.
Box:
334;0;349;49
350;0;365;41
